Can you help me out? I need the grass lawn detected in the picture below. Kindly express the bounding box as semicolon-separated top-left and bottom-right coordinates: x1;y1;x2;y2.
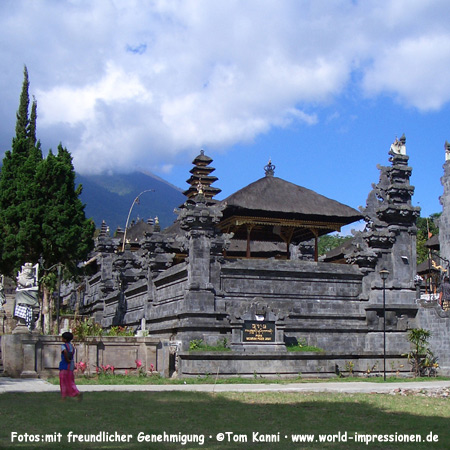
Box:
45;374;450;385
0;391;449;449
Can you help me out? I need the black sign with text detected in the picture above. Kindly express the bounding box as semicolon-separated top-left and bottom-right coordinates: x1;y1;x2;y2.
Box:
243;321;275;342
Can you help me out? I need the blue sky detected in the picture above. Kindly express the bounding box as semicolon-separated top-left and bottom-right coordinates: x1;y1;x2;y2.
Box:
1;0;450;226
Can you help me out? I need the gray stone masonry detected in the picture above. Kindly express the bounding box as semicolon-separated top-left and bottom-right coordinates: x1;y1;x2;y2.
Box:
1;333;163;378
417;299;450;374
64;141;446;377
440;144;450;269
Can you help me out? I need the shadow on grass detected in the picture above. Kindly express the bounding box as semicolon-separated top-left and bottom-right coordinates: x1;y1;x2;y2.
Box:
0;391;448;449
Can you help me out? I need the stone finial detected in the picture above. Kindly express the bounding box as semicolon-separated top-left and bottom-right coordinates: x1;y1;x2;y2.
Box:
264;159;276;177
154;216;160;232
445;141;450;161
390;134;406;155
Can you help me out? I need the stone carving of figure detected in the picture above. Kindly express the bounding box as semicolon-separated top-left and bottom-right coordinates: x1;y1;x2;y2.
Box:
17;263;38;290
390;135;406;155
14;263;40;328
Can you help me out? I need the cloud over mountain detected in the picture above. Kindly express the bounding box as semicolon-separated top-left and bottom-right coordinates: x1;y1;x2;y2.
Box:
2;0;450;175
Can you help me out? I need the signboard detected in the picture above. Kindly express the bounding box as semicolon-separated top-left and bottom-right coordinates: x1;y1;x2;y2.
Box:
243;321;275;342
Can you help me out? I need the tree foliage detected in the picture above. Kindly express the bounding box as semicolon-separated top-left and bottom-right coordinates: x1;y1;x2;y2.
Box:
416;213;440;265
318;234;352;256
36;144;95;273
0;66;94;278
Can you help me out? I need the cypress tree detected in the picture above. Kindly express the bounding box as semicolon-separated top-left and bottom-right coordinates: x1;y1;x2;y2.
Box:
0;67;94;278
15;66;30;141
0;66;43;275
36;144;95;272
28;97;37;149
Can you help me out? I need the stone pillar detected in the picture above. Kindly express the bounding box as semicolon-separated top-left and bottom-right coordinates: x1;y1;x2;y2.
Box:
177;191;227;314
439;144;450;268
349;135;420;305
20;338;38;378
187;231;212;290
2;331;32;377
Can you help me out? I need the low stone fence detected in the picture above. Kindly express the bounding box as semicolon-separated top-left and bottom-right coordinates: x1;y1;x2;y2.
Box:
178;352;412;378
1;330;170;378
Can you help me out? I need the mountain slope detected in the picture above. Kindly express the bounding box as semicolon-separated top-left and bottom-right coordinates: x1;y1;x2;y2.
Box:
76;171;185;232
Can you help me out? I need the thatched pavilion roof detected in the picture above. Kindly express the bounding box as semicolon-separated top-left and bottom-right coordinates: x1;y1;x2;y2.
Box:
222;175;360;218
219;175;362;244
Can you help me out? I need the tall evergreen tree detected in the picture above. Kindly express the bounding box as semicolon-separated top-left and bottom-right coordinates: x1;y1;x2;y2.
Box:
36;144;95;272
28;97;37;149
0;67;94;279
15;66;30;141
0;67;43;275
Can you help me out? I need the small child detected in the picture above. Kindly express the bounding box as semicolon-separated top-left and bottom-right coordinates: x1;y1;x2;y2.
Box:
59;331;82;401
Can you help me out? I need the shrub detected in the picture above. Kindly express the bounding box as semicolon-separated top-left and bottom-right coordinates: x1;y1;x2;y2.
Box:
404;328;438;377
107;326;134;337
72;318;103;340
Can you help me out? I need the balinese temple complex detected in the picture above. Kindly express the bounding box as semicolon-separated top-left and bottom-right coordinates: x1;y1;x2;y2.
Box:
53;136;450;377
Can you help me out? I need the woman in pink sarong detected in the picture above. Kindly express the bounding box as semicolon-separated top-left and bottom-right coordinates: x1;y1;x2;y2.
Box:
59;331;82;401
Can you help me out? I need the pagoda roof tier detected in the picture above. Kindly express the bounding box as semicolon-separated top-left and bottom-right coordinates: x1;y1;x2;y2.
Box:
189;166;216;175
183;149;221;200
183;185;222;199
185;175;219;184
192;151;213;166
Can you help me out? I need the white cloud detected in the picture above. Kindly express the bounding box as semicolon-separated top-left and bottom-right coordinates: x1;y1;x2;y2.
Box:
2;0;450;174
38;63;150;125
362;34;450;110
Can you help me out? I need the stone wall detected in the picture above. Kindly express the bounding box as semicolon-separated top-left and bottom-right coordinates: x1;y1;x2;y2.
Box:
416;299;450;375
218;258;368;354
178;352;409;378
1;332;166;378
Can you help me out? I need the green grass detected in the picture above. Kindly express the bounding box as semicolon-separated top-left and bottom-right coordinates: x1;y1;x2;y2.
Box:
286;344;325;352
0;391;449;449
188;338;231;352
45;373;450;385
